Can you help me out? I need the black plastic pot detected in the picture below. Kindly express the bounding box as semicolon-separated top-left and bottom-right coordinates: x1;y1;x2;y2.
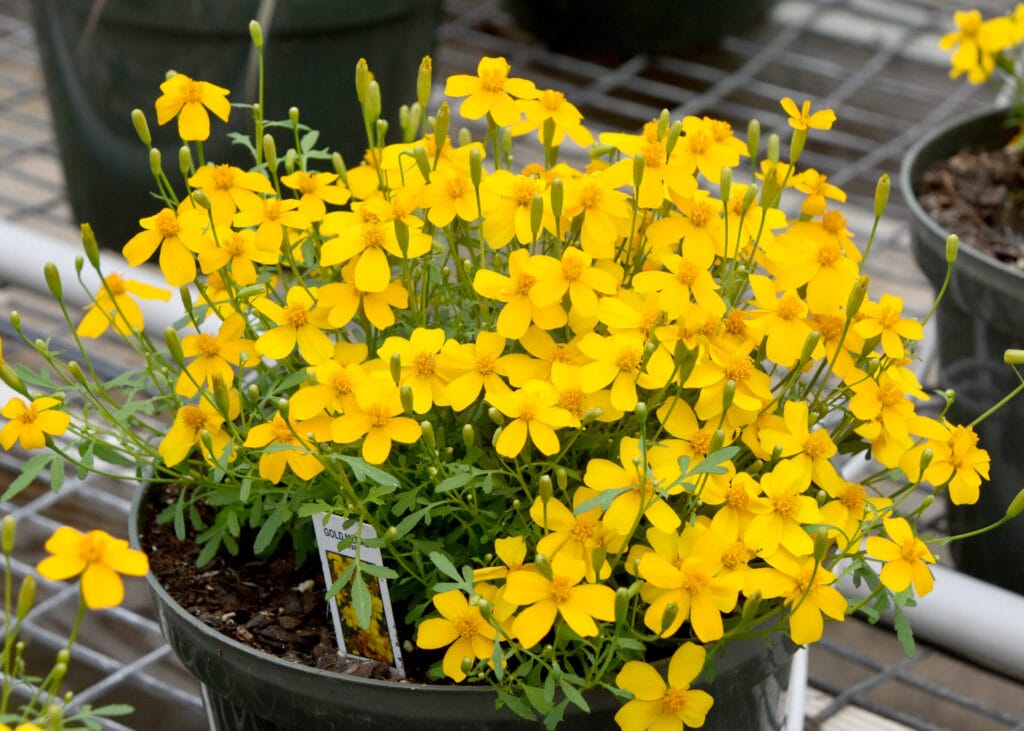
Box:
901;106;1024;595
129;483;793;730
32;0;441;250
504;0;773;57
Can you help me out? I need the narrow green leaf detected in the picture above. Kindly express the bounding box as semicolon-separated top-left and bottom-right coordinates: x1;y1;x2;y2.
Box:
351;572;372;629
428;551;463;582
559;679;590;712
1;453;51;500
893;602;915;657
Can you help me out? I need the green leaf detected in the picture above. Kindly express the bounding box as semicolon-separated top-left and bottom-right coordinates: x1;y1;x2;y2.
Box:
339;455;400;488
359;562;398;580
543;700;569;731
686;446;740;477
558;679;590;712
326;555;357;598
495;689;537;721
253;500;290;554
428;551;463;583
434;468;476;493
573;486;632;516
893;601;915;657
1;453;52;500
523;684;554;715
351;572;372;629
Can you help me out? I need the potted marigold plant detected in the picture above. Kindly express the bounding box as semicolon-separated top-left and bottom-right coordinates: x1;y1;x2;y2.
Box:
2;19;1023;731
901;5;1024;594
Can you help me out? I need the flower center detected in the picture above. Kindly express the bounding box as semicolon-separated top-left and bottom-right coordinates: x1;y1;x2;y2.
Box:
475;353;496;375
211;164;236;190
549;576;574;603
224;232;249;257
180;405;207;432
363;223;386;250
687;130;711;155
558;389;584;416
839;483;866;511
726;481;749;509
539;89;565;112
675;259;700;287
513;272;536;296
772;493;798;519
579;181;601;210
516;402;537;422
817;241;842;267
271;419;296;443
662;688;690;714
641;142;664;170
777;293;804;320
512;178;540;208
455;611;482;639
615;346;642;373
182;79;205;104
802;430;834;459
688;202;715;228
479;66;508;93
689;429;712;456
194;334;220;357
284;303;309;328
878;382;904;408
709;119;733;142
17;407;36;425
724;355;752;383
813;314;844;342
155;209;180;238
722;542;751;569
561;255;585;281
445;177;469;199
572;519;595;542
414;352;436;377
680;564;710;594
900;540;926;562
821;210;846;234
329;372;354;397
723;309;746;335
366;403;391;428
105;273;127;296
78;533;105;563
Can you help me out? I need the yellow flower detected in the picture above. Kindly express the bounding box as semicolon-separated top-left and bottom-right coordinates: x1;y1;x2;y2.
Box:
154;72;230;141
743;460;823;557
756;401;839;491
940;10;1017;83
853;294;924;360
526;247;618;318
632;234;724;319
529;487;622;581
780;97;836;131
746;274;813;368
600;121;698;209
253;286;335;364
675;115;746;184
122;204;207;287
0;724;46;731
421;166;483;227
437;331;512;412
330;377;422;464
865;517;937;597
444;56;539;127
578;331;673;412
75;272;171;338
747;549;846;644
793;168;847;217
684;340;773;421
0;396;71;451
195;225;281;286
188;163;275;224
377;327;450;414
901;419;990;506
561;171;632;259
486;380;571;458
158;399;232;467
764;220;860;314
318;261;409;332
280;170;351;221
614;642;714;731
503;552;615;649
232;193;311;254
176;314;256;397
478;170;550;248
36;527;148;609
473;248;567;339
415;589;497;682
243;412;326;482
511;88;594;148
638;522;742;641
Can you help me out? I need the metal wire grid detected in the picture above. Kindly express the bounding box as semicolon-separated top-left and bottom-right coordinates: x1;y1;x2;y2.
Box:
0;0;1022;728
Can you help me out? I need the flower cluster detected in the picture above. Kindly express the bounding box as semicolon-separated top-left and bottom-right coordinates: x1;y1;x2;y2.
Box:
941;5;1024;142
1;26;1021;729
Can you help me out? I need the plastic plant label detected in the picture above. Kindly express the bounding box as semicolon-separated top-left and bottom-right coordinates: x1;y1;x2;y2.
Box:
312;512;405;676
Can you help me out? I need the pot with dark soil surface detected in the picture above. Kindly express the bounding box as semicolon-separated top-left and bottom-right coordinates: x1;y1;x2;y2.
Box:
130;482;794;731
901;106;1024;595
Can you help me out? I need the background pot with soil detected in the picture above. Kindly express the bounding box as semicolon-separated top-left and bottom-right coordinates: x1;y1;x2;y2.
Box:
901;105;1024;595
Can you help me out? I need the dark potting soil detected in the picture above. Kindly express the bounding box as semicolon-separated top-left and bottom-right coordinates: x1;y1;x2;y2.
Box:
916;146;1024;268
140;486;426;682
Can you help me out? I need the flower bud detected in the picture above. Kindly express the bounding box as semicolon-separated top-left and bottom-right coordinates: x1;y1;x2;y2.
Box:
149;147;163;176
275;397;289;421
874;173;890;219
549;178;564;222
262;133;278;172
747;118;760;160
284;148;297;175
541;117;556;150
289;106;300;127
1006;488;1024;519
0;364;27;396
740;183;759;214
419;421;436;451
178;144;193;178
555;467;568;492
1;515;15;556
741;590;762;624
131;108;151;147
211;373;231;417
462;424;475;449
658;602;679;636
614;586;631;624
591;546;607;577
375;118;389;144
721;380;736;413
1005;349;1024;365
469;147;483;189
632;153;645;191
581;407;603;424
656;109;670;140
192;189;212;211
812;529;829;563
799;331;821;364
789;128;807;164
412;146;432;182
417;56;433;113
945;234;958;265
43;262;62;301
164;327;185;366
529;195;544;241
355;58;370;105
674;342;699;384
80;223;101;269
487;407;505;426
664;120;683;158
845;275;869;320
389;352;403;385
917;448;933;475
709;429;726;455
365;80;382;127
538;474;553;504
534;553;553;580
16;575;35;621
395;219;410;257
331;151;349;185
458;127;472;147
399;385;414;414
718;167;732;206
248;20;264;49
67;361;87;386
